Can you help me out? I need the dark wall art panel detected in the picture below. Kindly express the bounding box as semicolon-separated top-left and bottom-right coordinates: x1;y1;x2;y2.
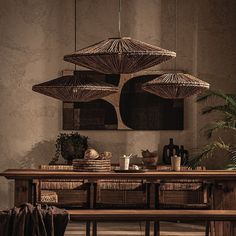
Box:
119;75;184;130
63;71;184;130
63;100;118;130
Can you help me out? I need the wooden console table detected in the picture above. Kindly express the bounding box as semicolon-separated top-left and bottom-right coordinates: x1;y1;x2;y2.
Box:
2;169;236;235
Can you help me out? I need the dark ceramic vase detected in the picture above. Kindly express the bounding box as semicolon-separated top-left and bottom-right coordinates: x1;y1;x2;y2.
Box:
179;145;189;165
162;138;179;164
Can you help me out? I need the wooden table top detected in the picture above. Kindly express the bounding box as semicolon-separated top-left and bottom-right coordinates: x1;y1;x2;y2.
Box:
1;169;236;180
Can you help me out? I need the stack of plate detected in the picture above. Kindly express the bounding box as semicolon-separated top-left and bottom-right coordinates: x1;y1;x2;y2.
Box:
73;159;111;172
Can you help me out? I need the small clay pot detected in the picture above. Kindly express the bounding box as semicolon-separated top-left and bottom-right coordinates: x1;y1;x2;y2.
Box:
141;150;158;167
143;156;158;166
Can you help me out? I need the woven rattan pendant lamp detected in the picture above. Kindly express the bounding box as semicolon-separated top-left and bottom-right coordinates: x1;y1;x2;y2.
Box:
32;0;118;102
142;1;209;99
64;0;176;74
142;73;210;99
32;74;118;102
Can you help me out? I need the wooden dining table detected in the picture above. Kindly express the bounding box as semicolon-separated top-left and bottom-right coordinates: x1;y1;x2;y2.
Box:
1;168;236;235
1;169;236;205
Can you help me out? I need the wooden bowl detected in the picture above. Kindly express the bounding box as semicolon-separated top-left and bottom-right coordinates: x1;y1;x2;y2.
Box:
143;156;158;166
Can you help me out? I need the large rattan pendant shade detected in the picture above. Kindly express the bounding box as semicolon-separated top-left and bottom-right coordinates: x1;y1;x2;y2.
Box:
64;37;176;74
142;73;210;99
32;74;118;102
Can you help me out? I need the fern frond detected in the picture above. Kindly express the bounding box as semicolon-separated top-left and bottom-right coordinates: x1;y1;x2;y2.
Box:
188;140;231;169
202;105;236;117
202;121;236;138
198;90;236;111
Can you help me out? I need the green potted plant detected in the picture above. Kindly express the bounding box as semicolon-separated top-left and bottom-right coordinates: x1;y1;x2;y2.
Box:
50;132;88;165
189;90;236;169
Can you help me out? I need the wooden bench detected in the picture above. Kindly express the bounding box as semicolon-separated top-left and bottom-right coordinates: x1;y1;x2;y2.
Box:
68;209;236;236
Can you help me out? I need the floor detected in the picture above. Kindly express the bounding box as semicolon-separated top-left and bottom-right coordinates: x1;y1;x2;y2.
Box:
65;222;205;236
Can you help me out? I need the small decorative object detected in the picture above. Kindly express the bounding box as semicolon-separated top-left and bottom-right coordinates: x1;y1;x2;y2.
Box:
141;149;158;168
171;155;181;171
142;73;210;99
179;145;189;165
64;37;176;74
84;148;99;160
131;165;139;170
119;154;132;170
162;138;179;164
99;151;112;160
51;132;88;165
73;159;111;172
32;74;118;102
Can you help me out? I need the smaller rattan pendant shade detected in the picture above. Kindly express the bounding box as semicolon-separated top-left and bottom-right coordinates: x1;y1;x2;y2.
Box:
142;73;210;99
32;74;118;102
64;37;176;74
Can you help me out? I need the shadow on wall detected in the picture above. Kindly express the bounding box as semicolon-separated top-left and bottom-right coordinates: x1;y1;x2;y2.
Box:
0;180;12;210
19;140;56;168
0;140;55;210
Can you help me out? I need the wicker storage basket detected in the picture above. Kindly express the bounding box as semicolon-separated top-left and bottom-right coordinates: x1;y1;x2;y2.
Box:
39;165;85;190
98;179;145;191
41;190;58;203
73;159;111;172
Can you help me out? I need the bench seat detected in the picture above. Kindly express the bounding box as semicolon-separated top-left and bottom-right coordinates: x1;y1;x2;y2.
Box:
68;209;236;221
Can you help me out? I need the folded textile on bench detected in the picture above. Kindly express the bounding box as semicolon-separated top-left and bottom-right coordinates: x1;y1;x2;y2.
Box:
0;203;69;236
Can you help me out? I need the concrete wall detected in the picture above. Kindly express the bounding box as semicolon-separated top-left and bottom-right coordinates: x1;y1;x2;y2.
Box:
0;0;74;209
0;0;236;209
76;0;198;162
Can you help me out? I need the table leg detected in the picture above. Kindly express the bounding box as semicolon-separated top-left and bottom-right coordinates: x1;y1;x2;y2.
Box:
154;221;160;236
92;183;98;236
145;183;151;236
146;183;151;208
205;221;210;236
86;221;91;236
93;182;97;209
230;221;236;236
145;221;150;236
154;183;160;236
14;179;33;206
32;182;37;205
92;221;97;236
154;183;159;209
88;182;97;209
213;181;236;236
87;182;98;235
87;183;91;208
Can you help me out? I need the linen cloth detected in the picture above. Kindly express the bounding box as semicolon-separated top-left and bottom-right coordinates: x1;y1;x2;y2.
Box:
0;203;69;236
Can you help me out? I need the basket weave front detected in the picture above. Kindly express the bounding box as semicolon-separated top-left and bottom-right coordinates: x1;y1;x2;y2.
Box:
73;159;111;172
32;74;118;102
64;37;176;74
142;73;210;99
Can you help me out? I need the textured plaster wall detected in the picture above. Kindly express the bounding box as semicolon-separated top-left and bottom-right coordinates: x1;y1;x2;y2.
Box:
76;0;196;162
0;0;236;209
0;0;74;209
196;0;236;168
76;0;236;168
75;0;197;161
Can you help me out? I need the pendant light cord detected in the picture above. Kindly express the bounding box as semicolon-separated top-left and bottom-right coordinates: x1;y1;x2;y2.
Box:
74;0;77;71
175;0;177;71
118;0;121;38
